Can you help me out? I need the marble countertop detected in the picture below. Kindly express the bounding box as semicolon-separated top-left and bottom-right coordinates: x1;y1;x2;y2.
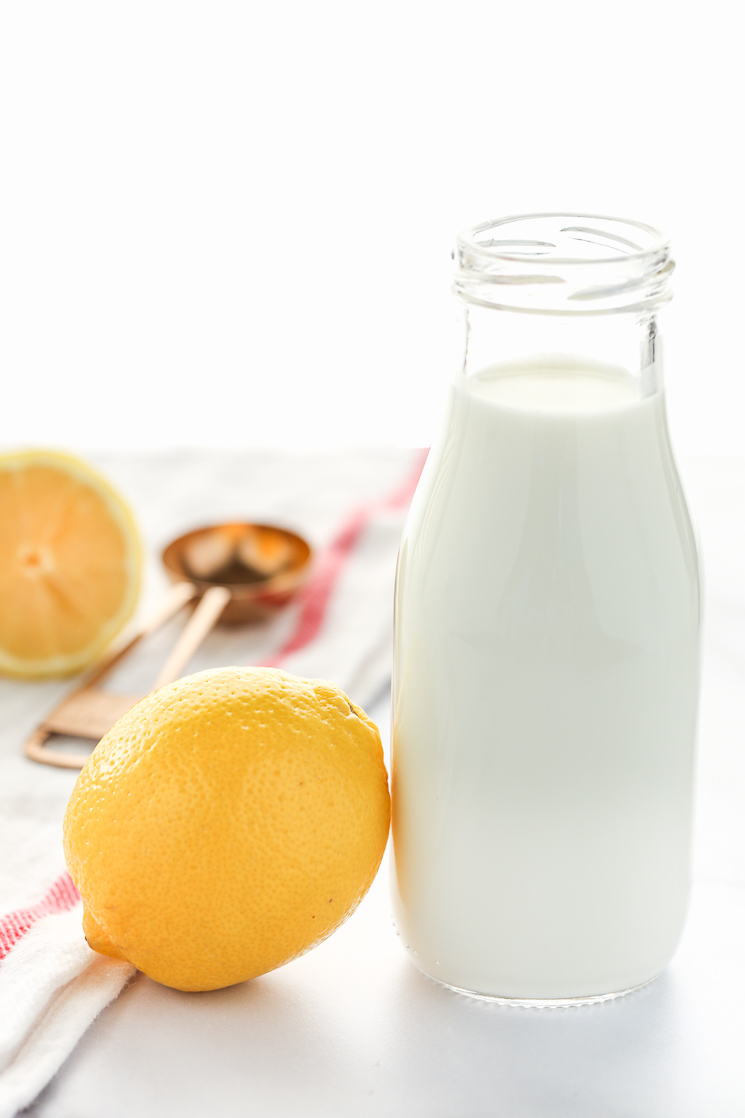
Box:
2;453;743;1118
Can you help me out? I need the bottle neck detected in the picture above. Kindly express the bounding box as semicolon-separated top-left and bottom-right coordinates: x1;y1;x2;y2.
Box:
452;214;672;398
458;302;664;397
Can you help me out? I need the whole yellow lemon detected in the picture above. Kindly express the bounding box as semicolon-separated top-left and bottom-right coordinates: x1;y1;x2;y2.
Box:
63;667;390;991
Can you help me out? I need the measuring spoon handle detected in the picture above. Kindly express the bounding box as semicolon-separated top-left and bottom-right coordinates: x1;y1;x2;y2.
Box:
153;585;231;690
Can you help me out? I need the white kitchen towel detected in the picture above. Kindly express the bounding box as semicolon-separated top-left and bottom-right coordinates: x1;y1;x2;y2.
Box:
0;902;136;1118
0;449;425;1118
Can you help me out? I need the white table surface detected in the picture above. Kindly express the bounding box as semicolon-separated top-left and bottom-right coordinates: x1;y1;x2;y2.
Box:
2;452;744;1118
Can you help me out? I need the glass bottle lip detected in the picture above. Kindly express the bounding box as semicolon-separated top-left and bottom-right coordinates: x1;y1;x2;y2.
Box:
454;213;674;315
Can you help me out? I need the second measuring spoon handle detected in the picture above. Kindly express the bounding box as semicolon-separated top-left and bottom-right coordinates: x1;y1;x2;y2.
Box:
153;585;231;690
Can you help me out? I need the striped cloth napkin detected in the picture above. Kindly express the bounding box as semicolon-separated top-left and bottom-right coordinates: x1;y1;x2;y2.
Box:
0;449;424;1118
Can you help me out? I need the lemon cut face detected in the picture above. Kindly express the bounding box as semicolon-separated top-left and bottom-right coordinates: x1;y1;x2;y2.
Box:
0;450;141;677
63;667;391;992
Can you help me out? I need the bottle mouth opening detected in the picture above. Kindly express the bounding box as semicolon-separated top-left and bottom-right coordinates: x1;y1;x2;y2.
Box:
454;213;674;315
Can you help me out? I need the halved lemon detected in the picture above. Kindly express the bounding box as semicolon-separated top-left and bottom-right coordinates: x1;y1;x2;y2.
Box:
0;450;141;678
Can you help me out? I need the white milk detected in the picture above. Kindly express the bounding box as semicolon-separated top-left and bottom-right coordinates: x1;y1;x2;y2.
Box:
391;359;701;1001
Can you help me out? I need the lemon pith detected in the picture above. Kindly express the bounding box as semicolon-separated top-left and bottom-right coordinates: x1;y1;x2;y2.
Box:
63;667;390;992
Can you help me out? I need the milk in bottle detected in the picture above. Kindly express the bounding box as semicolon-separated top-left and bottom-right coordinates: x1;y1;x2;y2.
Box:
391;216;701;1003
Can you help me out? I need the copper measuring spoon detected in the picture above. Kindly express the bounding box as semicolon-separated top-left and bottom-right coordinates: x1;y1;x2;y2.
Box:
24;522;313;769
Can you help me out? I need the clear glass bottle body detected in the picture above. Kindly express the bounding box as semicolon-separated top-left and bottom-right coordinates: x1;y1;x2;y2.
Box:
391;215;701;1003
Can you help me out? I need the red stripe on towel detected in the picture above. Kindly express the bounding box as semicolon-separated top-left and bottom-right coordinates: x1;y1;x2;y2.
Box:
263;449;427;666
0;872;81;961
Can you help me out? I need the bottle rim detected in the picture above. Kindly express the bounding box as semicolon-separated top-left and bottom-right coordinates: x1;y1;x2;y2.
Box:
454;213;674;315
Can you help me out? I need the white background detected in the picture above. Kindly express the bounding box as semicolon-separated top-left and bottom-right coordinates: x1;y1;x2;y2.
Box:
1;0;743;456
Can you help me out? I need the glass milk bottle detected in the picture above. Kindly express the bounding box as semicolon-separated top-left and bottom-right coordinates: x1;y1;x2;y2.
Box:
391;214;701;1004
